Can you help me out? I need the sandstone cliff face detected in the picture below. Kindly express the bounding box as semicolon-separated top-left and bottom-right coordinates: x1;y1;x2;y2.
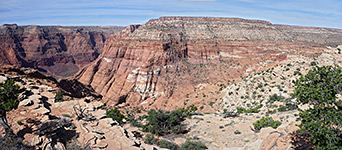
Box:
0;24;125;77
74;17;342;109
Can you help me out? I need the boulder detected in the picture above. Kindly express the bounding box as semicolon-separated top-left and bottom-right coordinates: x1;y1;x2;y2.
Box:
55;142;66;150
22;134;42;146
98;118;118;127
0;76;7;82
19;99;34;107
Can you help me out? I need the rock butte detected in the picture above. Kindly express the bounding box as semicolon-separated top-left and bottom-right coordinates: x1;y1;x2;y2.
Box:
73;17;342;109
0;24;125;78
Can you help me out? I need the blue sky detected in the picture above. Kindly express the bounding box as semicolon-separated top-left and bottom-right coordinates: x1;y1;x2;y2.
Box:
0;0;341;28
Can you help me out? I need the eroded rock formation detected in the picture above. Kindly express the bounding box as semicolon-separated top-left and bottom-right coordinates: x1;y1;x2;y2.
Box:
74;17;342;109
0;24;125;77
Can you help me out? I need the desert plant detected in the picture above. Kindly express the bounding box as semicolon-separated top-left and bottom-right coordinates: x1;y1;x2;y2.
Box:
292;65;342;149
267;94;285;104
253;117;281;131
237;104;263;113
0;79;20;134
180;139;207;150
144;134;179;150
277;102;297;112
234;130;241;134
17;120;23;125
142;107;195;135
144;134;157;144
159;139;179;150
54;92;64;102
106;108;125;125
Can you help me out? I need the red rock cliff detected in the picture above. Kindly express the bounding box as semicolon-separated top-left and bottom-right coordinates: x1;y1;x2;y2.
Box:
0;24;125;77
74;17;342;108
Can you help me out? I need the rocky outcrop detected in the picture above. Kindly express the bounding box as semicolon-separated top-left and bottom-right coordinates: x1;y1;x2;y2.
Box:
0;72;145;150
0;65;98;99
74;17;342;108
0;24;125;77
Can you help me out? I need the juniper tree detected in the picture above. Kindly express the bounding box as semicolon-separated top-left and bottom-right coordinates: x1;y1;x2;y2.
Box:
0;79;20;134
292;65;342;149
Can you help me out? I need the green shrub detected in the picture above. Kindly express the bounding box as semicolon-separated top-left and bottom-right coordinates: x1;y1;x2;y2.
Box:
144;134;179;150
187;104;198;112
267;94;285;104
277;102;297;112
310;61;317;66
208;102;214;107
62;114;71;118
17;121;23;125
144;134;157;144
106;108;125;125
233;130;241;134
54;92;64;102
237;104;263;113
142;107;194;135
292;65;342;149
159;139;179;150
180;139;207;150
253;117;281;131
0;79;20;132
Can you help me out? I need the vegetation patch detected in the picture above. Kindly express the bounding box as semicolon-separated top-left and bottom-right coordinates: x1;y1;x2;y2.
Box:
253;117;281;131
237;104;263;113
54;92;64;102
144;134;207;150
292;65;342;149
106;108;125;125
142;106;195;135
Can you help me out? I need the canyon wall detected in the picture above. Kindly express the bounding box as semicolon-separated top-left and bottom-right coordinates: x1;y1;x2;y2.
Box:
0;24;125;77
74;17;342;109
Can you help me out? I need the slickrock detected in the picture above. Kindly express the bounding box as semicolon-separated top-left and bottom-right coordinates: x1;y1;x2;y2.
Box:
0;25;125;77
74;17;342;110
19;99;33;107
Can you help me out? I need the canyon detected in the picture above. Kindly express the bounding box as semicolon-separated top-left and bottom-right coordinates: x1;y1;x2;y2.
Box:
1;17;342;149
0;24;124;77
73;17;342;111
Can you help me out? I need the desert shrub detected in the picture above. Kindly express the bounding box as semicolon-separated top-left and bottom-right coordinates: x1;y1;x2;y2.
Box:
292;65;342;149
159;139;179;150
106;108;125;125
294;71;302;76
310;61;317;66
277;102;297;112
253;117;281;131
267;94;285;104
237;104;263;113
208;101;214;107
17;120;23;125
0;79;20;111
144;134;179;150
234;130;241;134
142;107;195;135
144;134;157;144
0;79;20;133
180;139;207;150
187;104;198;112
54;92;64;102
